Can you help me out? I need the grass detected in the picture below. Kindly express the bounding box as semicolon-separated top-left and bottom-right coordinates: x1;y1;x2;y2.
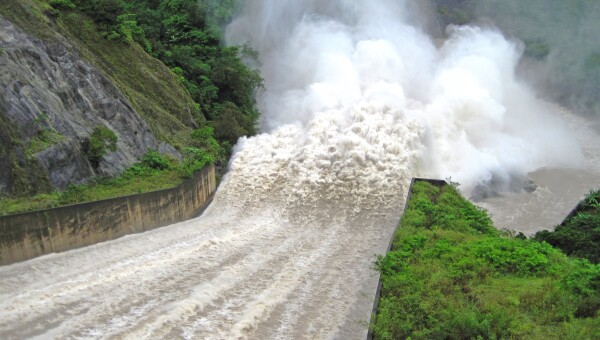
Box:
0;0;57;42
0;150;211;216
372;181;600;339
0;192;60;215
27;129;65;155
0;167;183;216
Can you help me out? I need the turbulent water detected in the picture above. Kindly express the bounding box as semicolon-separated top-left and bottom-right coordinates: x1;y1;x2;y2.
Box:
1;0;599;339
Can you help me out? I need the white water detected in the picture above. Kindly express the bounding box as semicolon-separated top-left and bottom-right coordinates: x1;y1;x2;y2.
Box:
1;0;598;338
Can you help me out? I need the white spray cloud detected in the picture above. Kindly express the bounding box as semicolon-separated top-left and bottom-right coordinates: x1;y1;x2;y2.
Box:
224;0;583;197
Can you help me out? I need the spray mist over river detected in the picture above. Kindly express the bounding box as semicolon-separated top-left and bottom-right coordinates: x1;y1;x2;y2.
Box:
1;0;599;338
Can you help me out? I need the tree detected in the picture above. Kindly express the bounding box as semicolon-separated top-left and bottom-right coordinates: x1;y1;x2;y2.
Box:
212;102;250;145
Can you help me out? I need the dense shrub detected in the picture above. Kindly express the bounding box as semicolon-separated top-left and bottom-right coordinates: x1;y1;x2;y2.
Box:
85;126;117;168
125;0;262;145
57;0;262;153
71;0;125;26
48;0;75;10
373;181;600;339
535;189;600;263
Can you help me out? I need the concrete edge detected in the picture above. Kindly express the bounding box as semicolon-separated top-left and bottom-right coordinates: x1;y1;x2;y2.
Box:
366;178;447;340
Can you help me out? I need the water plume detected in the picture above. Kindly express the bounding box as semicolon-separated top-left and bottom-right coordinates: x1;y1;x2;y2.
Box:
226;0;583;195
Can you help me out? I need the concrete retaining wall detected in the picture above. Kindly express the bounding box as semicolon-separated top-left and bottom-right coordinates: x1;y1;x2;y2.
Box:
0;165;216;265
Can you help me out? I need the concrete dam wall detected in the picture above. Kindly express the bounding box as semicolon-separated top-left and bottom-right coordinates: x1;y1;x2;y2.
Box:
0;165;216;265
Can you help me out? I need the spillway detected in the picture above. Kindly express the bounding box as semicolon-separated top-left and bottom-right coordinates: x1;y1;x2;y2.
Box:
1;1;598;339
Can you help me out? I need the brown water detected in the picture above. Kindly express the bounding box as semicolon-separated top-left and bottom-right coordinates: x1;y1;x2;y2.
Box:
1;1;598;338
480;110;600;234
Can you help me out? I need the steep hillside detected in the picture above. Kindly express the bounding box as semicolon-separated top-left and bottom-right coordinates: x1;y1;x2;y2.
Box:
0;0;201;196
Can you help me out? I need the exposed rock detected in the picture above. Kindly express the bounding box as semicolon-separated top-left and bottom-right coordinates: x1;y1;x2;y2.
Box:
0;15;179;193
470;174;537;201
34;139;94;189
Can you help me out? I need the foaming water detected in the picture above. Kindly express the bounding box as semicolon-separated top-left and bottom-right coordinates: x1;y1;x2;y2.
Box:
0;0;595;338
227;0;583;192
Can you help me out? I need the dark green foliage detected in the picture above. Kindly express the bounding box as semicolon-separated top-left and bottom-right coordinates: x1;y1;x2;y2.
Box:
373;181;600;339
212;102;255;144
48;0;75;10
433;0;600;116
0;0;222;203
123;0;262;144
535;189;600;263
437;5;471;26
71;0;125;26
140;149;170;170
50;148;205;208
58;183;88;205
85;126;118;168
63;0;262;153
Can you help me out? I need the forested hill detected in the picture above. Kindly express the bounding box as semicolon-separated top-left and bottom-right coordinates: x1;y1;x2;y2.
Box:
0;0;260;203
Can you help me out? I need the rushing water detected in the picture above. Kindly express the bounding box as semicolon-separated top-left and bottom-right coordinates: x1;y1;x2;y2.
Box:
1;1;599;339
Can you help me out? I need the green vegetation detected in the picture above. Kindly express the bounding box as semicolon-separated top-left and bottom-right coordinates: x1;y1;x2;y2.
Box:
433;0;600;116
27;129;65;155
1;0;260;161
0;149;213;215
26;113;66;155
535;189;600;264
48;0;75;10
0;110;52;196
372;181;600;339
52;0;261;147
0;0;260;208
85;126;117;168
0;124;221;215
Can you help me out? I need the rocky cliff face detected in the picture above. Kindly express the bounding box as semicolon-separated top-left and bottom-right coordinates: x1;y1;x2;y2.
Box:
0;15;177;195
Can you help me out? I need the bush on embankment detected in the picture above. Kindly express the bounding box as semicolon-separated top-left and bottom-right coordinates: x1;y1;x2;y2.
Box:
0;147;214;215
372;181;600;339
534;189;600;264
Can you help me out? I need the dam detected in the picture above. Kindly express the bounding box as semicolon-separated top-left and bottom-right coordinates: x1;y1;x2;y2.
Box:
1;1;600;339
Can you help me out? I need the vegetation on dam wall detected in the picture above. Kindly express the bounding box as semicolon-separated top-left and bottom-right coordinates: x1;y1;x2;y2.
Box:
0;148;214;216
0;164;216;265
372;181;600;339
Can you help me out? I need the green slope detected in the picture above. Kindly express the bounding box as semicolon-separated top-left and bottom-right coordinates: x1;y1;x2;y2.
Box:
0;0;198;148
373;181;600;339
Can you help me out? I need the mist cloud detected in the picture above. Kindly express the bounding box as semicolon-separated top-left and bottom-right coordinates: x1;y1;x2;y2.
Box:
224;0;583;194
